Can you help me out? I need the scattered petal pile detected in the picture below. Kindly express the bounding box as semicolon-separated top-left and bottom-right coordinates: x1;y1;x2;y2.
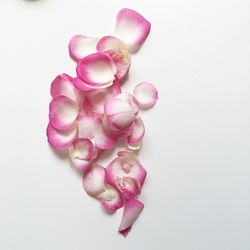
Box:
46;8;158;237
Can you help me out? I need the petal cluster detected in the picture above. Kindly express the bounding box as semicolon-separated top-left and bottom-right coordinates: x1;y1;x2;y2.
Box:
46;8;158;237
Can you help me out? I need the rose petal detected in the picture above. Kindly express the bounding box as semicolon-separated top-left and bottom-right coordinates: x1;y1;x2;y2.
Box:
49;96;79;130
74;77;114;91
82;164;106;197
127;117;145;145
50;74;82;104
133;82;158;109
69;35;98;61
106;153;147;188
46;123;77;149
97;185;123;213
115;8;151;53
68;138;96;174
77;115;117;150
97;36;131;80
76;52;116;85
118;198;144;237
115;176;140;199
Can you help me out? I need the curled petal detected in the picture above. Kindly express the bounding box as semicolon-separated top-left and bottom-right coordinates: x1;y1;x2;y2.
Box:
119;198;144;237
76;52;116;86
115;8;151;53
50;74;82;104
46;123;77;149
83;164;106;197
97;36;131;80
127;117;145;145
69;35;98;61
77;115;117;150
68;138;96;174
106;153;147;188
74;77;113;91
49;96;79;130
97;185;123;213
133;82;158;109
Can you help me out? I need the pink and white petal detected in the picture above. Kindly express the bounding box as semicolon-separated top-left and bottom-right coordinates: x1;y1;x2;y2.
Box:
107;111;135;130
133;82;158;109
105;98;132;116
85;81;121;114
50;74;82;104
49;96;79;130
127;117;145;145
97;36;128;52
106;155;147;187
118;198;144;237
74;77;114;91
116;93;139;114
46;123;77;149
115;8;151;53
76;52;116;85
69;35;98;61
82;164;106;197
97;185;123;213
77;115;117;150
115;176;141;199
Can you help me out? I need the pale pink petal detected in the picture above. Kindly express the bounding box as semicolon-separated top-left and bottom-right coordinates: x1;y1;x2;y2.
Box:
76;52;116;85
50;74;82;104
115;176;140;199
46;123;77;149
74;77;114;91
97;185;123;213
82;164;106;197
133;82;158;109
115;8;151;53
118;198;144;237
97;36;131;80
77;115;117;150
49;96;79;130
107;112;135;130
68;138;96;174
106;153;147;188
69;35;98;61
127;117;145;145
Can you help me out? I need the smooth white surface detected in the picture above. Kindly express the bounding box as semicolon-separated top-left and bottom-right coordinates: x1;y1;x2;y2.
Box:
0;0;249;249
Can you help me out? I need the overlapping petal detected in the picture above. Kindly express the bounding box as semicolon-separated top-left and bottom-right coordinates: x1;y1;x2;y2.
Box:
69;35;98;61
127;117;145;146
115;8;151;53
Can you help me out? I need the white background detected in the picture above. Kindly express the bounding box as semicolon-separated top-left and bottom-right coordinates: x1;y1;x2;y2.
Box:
0;0;249;249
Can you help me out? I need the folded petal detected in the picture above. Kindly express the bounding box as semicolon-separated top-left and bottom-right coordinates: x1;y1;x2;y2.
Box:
68;138;96;174
133;82;158;109
115;8;151;53
97;36;131;80
127;117;145;145
69;35;98;61
97;185;123;213
46;123;77;149
49;96;79;130
50;74;82;104
118;198;144;237
74;77;114;91
76;52;116;86
77;115;117;150
106;153;147;188
82;164;106;197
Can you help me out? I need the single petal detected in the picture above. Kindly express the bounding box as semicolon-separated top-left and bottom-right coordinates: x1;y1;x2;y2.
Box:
118;198;144;237
97;36;131;80
50;74;82;104
107;112;135;130
82;164;106;197
97;185;123;213
74;77;113;91
69;35;98;61
77;115;117;150
127;117;145;145
49;96;79;130
106;153;147;187
76;52;116;85
133;82;158;109
46;123;77;149
68;138;96;174
115;8;151;53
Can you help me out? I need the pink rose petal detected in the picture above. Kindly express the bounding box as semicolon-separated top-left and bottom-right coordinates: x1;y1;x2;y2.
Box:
133;81;158;109
115;8;151;53
127;117;145;145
